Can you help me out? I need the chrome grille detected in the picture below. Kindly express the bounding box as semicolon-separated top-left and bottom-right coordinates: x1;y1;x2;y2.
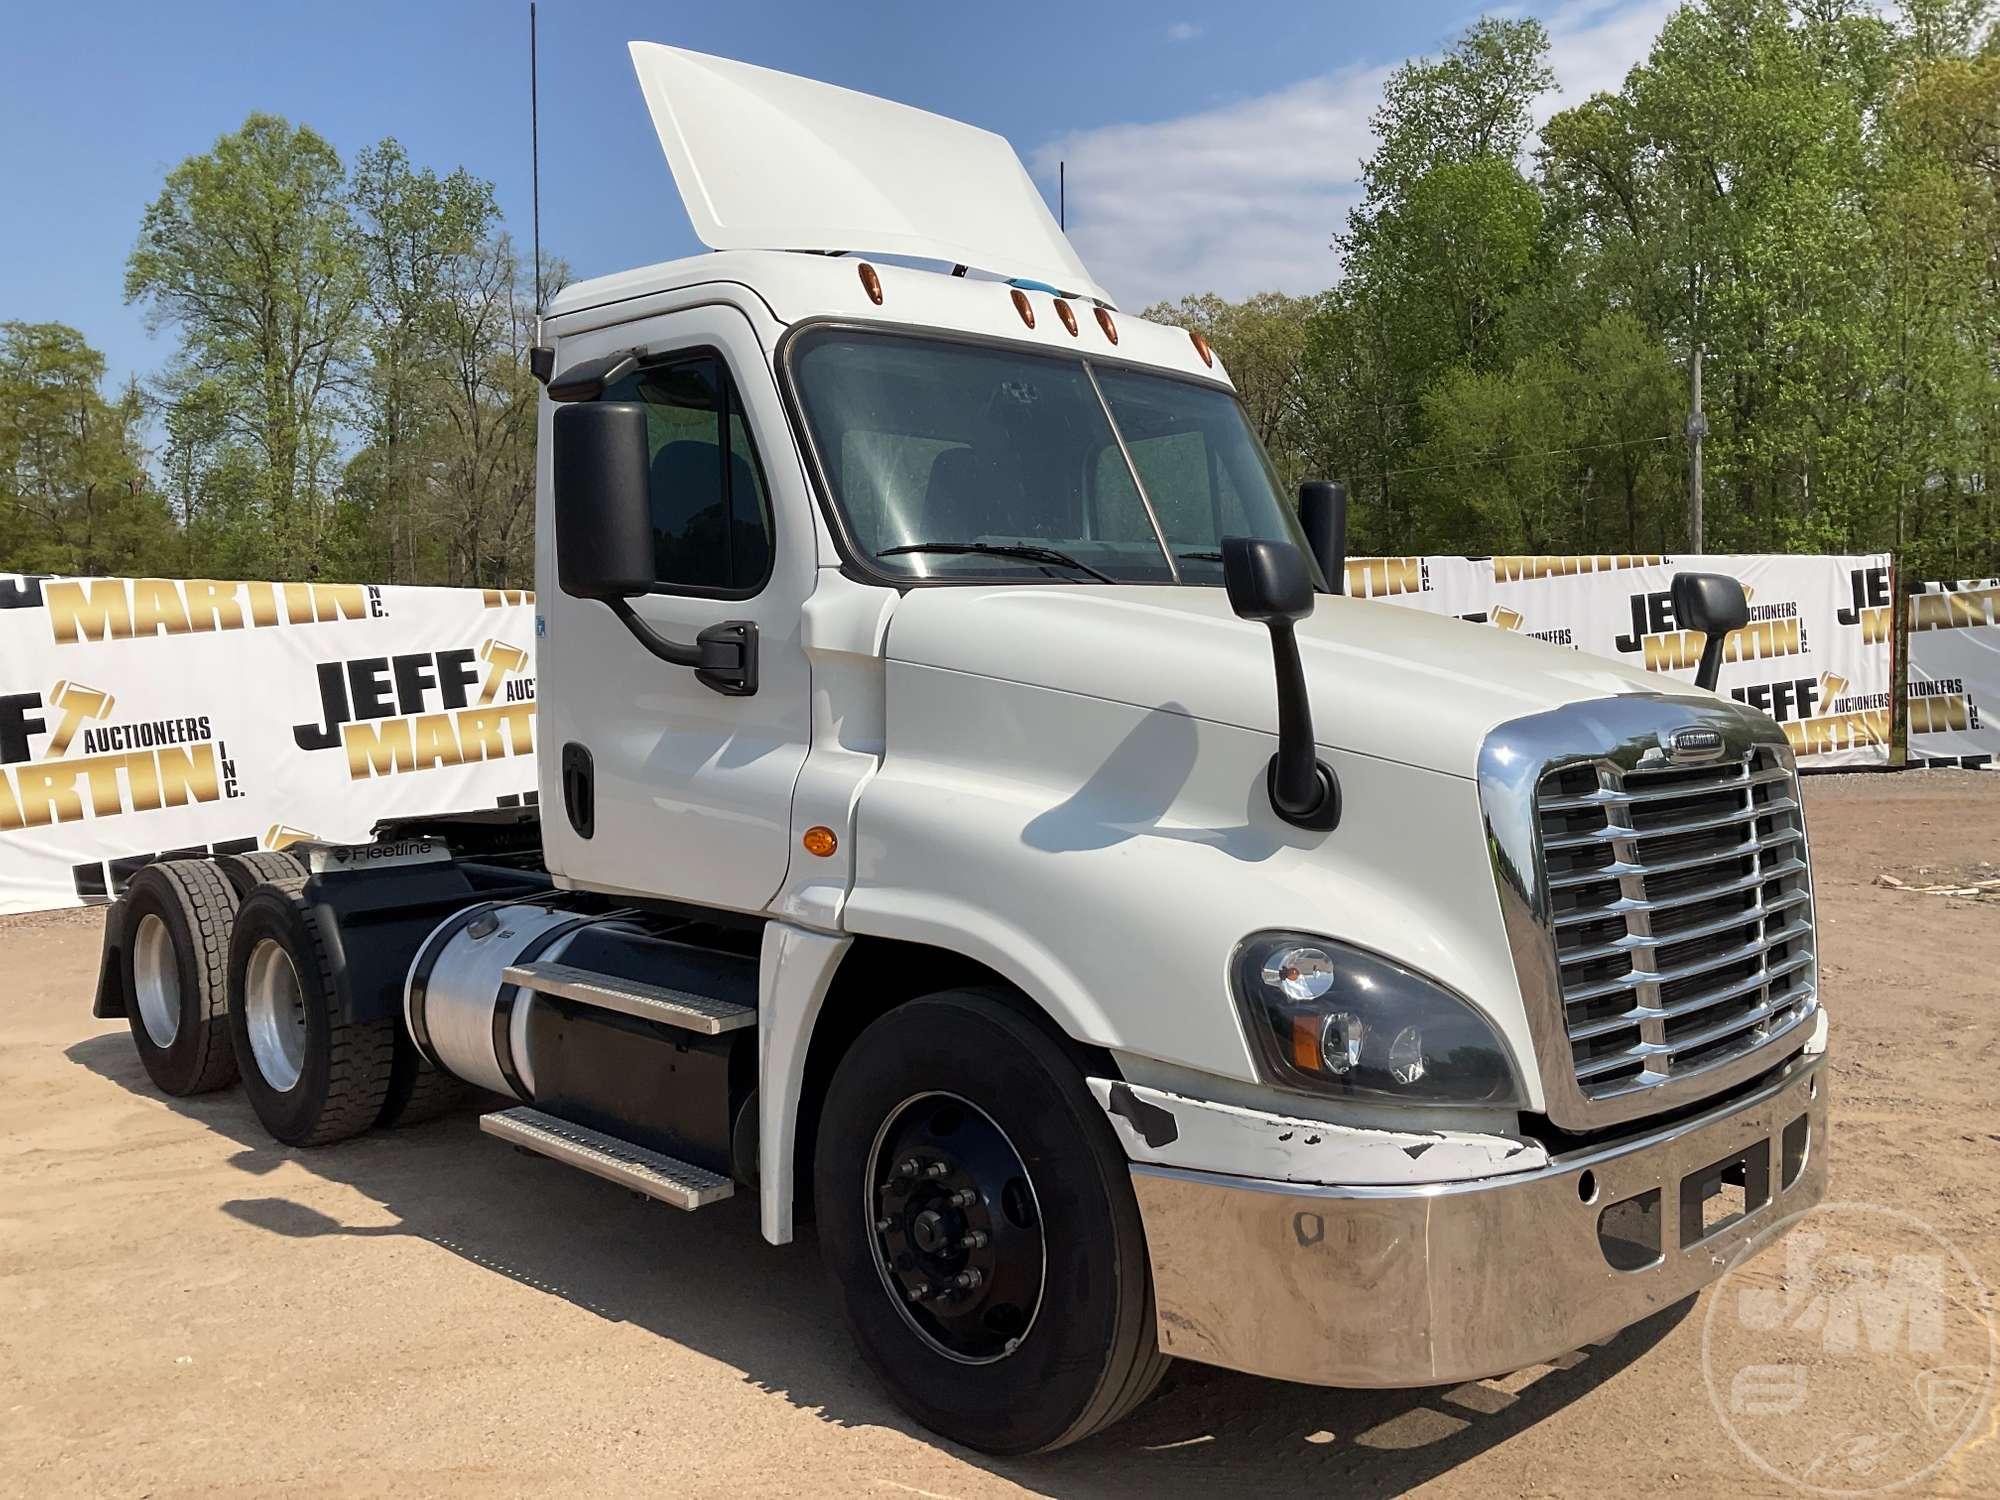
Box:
1532;747;1817;1105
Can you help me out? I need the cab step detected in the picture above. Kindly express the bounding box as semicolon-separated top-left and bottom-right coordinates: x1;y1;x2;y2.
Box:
480;1105;734;1209
503;959;757;1035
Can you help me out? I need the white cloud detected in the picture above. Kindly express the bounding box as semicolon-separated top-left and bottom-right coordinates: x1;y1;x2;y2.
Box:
1166;21;1203;42
1035;0;1674;309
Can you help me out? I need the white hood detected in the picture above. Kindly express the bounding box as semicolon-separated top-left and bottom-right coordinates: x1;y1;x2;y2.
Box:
885;585;1684;777
627;42;1112;306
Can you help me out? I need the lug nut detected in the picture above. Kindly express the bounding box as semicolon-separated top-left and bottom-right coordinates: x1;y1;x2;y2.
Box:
907;1281;930;1302
950;1189;978;1208
875;1216;893;1232
925;1161;949;1178
960;1230;988;1249
896;1158;919;1178
955;1268;983;1290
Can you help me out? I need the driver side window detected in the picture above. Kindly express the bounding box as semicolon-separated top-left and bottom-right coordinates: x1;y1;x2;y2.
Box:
603;354;774;598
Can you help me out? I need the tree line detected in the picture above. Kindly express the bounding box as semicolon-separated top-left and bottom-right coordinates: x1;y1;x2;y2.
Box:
1145;0;2000;583
3;117;556;588
6;0;1999;589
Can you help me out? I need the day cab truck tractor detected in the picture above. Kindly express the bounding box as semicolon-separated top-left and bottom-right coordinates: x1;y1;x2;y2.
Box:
90;43;1828;1456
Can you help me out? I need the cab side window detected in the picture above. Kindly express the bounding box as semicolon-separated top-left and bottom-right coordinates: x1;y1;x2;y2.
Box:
603;355;774;596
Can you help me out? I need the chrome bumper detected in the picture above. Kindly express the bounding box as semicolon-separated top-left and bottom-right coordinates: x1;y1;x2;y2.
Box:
1131;1051;1827;1388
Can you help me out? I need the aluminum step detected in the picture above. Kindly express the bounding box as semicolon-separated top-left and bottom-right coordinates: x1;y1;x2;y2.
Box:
480;1106;734;1210
503;959;756;1035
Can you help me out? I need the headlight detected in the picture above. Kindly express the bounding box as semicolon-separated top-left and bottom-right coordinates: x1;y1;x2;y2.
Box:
1230;932;1520;1105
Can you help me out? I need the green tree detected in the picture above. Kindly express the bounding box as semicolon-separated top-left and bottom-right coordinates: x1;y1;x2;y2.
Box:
0;321;171;575
126;114;366;576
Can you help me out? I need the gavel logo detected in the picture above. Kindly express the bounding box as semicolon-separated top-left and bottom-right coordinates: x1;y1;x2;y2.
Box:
264;824;317;851
44;680;115;757
1818;672;1848;710
477;639;529;705
1490;606;1524;632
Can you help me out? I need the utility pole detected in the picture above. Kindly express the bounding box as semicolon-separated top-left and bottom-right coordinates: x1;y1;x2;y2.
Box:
1687;345;1706;554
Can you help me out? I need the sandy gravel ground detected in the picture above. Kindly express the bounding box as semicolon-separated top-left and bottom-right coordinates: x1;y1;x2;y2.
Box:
2;772;1997;1498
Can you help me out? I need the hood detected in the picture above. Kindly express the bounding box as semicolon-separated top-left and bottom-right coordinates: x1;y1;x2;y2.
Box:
885;585;1681;778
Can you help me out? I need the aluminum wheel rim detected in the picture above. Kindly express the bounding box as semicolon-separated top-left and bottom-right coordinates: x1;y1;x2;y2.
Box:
244;938;308;1093
865;1090;1047;1366
132;913;181;1049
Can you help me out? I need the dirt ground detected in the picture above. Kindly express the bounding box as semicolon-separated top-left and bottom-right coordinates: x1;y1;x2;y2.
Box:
2;771;1997;1498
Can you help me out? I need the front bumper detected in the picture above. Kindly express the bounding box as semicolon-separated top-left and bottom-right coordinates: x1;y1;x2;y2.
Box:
1131;1050;1827;1387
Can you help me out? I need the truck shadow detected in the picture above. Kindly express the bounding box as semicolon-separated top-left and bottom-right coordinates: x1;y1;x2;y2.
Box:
68;1030;1687;1499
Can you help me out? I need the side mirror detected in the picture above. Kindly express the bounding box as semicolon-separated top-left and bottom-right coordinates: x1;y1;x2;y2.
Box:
1222;537;1340;832
1297;481;1347;595
550;399;758;696
1670;571;1750;692
553;401;654;601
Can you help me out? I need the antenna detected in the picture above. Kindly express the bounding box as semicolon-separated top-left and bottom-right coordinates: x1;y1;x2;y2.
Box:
530;1;544;318
1059;160;1066;230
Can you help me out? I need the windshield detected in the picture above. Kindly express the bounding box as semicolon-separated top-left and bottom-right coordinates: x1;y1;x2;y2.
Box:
788;328;1321;586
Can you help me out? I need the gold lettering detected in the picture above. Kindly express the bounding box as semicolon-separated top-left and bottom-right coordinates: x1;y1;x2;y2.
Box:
184;579;245;632
343;719;415;779
499;703;535;755
282;582;315;624
246;581;280;627
1909;696;1969;733
45;579;133;644
0;771;22;831
16;764;84;826
313;584;369;623
1644;631;1700;672
130;578;192;638
78;756;126;816
453;709;507;763
156;744;218;807
410;713;463;771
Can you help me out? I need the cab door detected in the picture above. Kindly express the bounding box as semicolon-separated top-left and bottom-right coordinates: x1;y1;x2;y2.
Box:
538;302;813;913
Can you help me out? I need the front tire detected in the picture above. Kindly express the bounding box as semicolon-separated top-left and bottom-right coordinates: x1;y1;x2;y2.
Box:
814;991;1167;1454
226;877;396;1146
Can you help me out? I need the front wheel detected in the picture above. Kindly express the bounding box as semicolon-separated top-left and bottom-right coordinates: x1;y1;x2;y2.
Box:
814;991;1167;1454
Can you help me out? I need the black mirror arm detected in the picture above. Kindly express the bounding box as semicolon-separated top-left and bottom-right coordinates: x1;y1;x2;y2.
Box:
1694;633;1728;693
605;598;759;696
1260;618;1341;831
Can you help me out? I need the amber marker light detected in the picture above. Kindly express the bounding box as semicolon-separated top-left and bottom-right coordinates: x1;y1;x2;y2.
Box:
1054;298;1079;336
858;262;883;305
1095;307;1117;343
1190;329;1214;366
1010;288;1035;328
803;825;839;858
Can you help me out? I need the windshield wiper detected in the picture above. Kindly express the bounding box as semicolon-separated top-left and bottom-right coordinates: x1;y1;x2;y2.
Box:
878;540;1118;584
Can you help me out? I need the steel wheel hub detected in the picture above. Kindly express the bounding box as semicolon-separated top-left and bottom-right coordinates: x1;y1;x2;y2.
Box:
243;938;308;1094
866;1091;1045;1364
132;913;181;1049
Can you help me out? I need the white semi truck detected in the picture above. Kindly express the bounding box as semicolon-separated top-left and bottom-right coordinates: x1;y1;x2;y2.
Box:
92;43;1827;1455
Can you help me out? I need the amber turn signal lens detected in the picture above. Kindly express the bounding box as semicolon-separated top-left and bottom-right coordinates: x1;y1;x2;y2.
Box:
802;825;838;858
1054;298;1079;336
1010;288;1035;328
858;262;883;305
1190;329;1213;366
1094;307;1117;343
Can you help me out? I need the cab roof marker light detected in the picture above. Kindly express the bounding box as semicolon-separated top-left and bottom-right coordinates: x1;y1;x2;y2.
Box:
1010;288;1036;329
858;261;883;305
1190;329;1214;367
1094;307;1117;344
1054;299;1079;336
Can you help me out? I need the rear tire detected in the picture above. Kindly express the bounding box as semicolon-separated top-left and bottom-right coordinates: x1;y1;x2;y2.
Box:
214;848;306;901
814;990;1168;1455
120;860;240;1096
226;877;396;1146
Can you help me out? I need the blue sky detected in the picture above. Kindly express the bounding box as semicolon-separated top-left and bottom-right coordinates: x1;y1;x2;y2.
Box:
1;0;1672;393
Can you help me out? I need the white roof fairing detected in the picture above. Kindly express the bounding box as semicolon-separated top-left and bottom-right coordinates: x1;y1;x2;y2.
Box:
627;42;1115;308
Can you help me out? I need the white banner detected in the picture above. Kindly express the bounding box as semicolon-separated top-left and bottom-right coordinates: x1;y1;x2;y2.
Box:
1907;579;2000;770
1;575;539;916
1349;553;1895;770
